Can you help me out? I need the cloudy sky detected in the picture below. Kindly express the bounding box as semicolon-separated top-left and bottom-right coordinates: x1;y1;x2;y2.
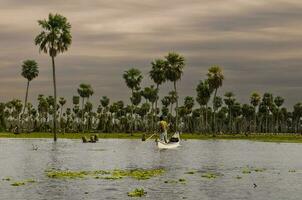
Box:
0;0;302;108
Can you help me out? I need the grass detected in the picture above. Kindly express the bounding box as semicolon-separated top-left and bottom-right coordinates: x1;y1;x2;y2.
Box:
1;132;302;143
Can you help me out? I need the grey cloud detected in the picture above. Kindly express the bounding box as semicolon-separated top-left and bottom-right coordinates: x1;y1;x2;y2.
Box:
0;0;302;110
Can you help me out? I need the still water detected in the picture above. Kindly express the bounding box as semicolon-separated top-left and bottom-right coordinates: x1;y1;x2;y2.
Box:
0;138;302;200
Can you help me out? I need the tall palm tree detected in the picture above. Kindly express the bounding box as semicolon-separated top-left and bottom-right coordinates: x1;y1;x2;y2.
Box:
59;97;66;130
123;68;143;134
262;93;274;133
250;92;261;132
207;65;224;133
196;80;213;132
35;13;72;141
224;92;235;133
77;83;93;132
165;52;185;131
150;59;166;119
141;85;158;131
274;96;284;132
21;60;39;121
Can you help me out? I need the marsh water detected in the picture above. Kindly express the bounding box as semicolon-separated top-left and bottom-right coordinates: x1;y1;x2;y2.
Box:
1;138;302;200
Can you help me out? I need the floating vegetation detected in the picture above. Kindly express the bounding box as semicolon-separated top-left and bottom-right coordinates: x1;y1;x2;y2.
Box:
164;178;186;184
185;171;195;174
11;181;25;186
9;179;36;186
242;168;252;174
201;173;218;179
254;168;266;172
235;176;242;179
241;167;266;174
2;177;11;181
127;188;146;197
46;168;164;180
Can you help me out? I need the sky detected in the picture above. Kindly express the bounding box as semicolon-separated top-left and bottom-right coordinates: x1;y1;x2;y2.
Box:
0;0;302;109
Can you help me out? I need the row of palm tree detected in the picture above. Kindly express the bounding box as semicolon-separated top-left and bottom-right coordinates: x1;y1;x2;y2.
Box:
2;73;302;136
1;13;302;141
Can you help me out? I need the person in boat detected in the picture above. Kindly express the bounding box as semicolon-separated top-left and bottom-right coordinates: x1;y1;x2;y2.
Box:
159;116;168;143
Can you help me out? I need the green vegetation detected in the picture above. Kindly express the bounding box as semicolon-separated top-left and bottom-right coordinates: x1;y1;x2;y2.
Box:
242;168;252;174
185;171;196;174
11;181;25;186
201;173;219;179
127;188;146;197
241;166;266;174
46;168;165;180
10;179;36;186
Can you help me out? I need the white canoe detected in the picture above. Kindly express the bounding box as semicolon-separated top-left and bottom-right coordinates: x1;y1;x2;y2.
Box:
156;132;180;149
157;140;180;149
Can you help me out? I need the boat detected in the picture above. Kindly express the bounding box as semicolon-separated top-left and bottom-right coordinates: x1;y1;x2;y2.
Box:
156;132;180;149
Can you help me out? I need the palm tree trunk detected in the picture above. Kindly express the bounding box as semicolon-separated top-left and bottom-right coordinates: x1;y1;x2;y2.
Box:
81;97;84;133
21;80;30;131
131;89;134;136
200;106;203;133
51;56;57;141
212;89;218;135
205;104;208;132
174;81;178;132
154;84;159;133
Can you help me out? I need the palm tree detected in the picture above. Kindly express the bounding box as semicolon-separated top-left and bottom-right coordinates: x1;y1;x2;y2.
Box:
35;13;72;141
77;83;94;132
196;80;213;132
224;92;235;133
123;68;143;134
150;59;166;120
262;93;274;133
207;65;224;133
250;92;261;133
21;60;39;124
59;97;66;130
141;85;158;131
274;96;284;132
165;52;185;131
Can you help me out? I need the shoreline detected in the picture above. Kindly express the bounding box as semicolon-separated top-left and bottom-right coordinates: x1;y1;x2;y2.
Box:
1;132;302;143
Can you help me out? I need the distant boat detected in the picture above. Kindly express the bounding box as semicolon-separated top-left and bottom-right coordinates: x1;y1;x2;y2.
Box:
156;132;180;149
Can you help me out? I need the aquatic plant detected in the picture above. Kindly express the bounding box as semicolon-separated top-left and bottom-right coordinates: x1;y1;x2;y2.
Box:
201;173;218;179
11;181;25;186
242;168;252;174
254;168;266;172
45;168;165;180
127;188;146;197
185;171;195;174
2;177;11;181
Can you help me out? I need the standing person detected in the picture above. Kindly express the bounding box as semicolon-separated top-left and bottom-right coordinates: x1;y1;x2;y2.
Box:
159;116;168;143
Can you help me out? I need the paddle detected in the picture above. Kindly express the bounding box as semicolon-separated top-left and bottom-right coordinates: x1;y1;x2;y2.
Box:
142;133;156;141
